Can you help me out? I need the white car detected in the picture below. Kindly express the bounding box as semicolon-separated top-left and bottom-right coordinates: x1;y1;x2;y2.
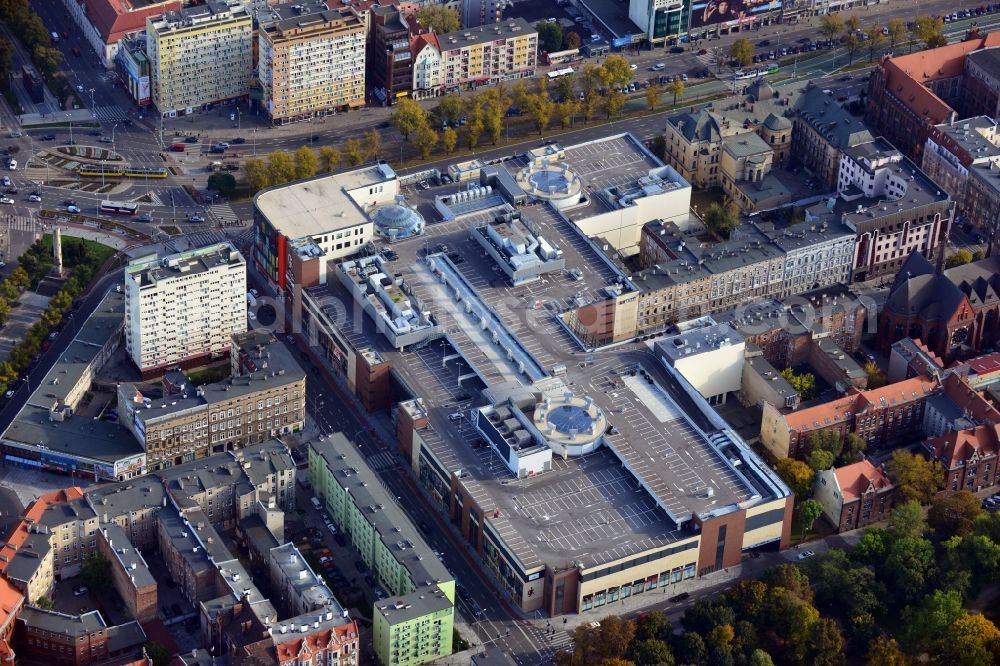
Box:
76;84;84;92
0;197;13;205
27;194;41;202
3;390;14;399
67;205;81;213
629;63;638;71
653;63;666;70
796;550;815;560
73;585;89;596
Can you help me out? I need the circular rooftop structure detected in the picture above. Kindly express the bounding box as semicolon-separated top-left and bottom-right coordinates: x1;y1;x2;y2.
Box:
373;201;424;241
515;157;583;210
532;391;607;457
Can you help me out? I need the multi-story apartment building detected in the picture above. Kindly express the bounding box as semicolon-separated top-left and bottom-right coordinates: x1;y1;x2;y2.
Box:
792;85;873;190
819;138;954;283
411;33;443;100
59;0;181;67
462;0;502;28
146;1;253;115
438;19;537;92
16;608;147;666
921;117;1000;225
814;460;895;531
718;132;787;212
370;5;416;102
966;158;1000;256
118;331;306;470
866;32;1000;162
961;47;1000;120
627;0;688;47
124;242;247;379
633;217;854;335
310;435;455;666
253;163;400;292
115;34;151;107
258;1;366;124
760;374;939;460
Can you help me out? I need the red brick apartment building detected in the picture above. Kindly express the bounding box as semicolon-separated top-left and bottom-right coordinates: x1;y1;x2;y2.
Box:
760;375;939;459
866;31;1000;162
815;460;895;532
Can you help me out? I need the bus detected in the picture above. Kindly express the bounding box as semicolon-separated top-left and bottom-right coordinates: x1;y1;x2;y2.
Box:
733;64;779;80
547;67;575;80
543;48;580;66
100;201;138;216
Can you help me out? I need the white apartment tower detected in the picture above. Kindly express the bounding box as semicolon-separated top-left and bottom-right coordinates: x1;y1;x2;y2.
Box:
124;243;247;379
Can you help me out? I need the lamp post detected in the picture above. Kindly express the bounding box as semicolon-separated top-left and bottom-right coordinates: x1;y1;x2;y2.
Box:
88;88;96;117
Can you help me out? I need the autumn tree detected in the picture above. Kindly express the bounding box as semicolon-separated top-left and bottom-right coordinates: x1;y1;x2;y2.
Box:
797;499;824;542
819;14;844;43
343;138;365;166
441;127;457;154
365;129;382;161
730;38;754;67
887;500;927;541
318;145;340;172
775;458;815;498
603;90;626;119
866;26;888;63
244;158;269;193
436;94;464;125
844;33;863;65
293;145;318;180
266;150;296;184
412;123;438;159
807;449;835;472
668;79;685;106
887;450;943;503
601;55;634;89
886;18;908;49
526;93;555;134
947;248;974;267
554;74;576;102
937;613;1000;666
843;14;861;35
556;99;578;128
702;198;741;239
913;16;945;49
928;490;982;538
865;636;908;666
415;5;459;33
390;98;427;140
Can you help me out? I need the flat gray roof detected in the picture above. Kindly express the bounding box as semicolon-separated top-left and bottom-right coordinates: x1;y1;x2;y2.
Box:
126;243;243;288
19;608;105;636
437;18;535;48
4;405;145;463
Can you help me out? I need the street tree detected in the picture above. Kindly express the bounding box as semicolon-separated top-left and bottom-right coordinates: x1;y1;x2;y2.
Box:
390;98;427;140
556;99;578;128
819;14;845;43
554;74;576;102
293;145;318;179
843;14;861;35
674;633;707;665
527;93;555;134
797;499;824;542
440;127;458;154
913;16;945;49
436;94;464;124
415;5;459;33
481;90;505;144
887;450;943;503
711;46;727;73
886;18;908;49
635;610;670;642
343;138;365;166
866;26;888;63
774;458;815;499
644;83;661;111
243;158;268;193
318;145;340;172
843;33;863;65
464;99;484;149
730;38;754;67
579;63;603;119
594;615;636;662
411;123;438;160
668;79;685;106
206;172;237;198
537;20;564;53
928;490;982;538
33;45;62;78
365;129;382;161
603;90;626;119
266;150;296;184
601;55;634;88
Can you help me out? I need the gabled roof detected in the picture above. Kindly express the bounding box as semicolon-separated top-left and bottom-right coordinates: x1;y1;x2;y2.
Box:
940;372;1000;423
81;0;182;46
784;375;939;434
967;351;1000;377
0;487;84;574
667;109;724;144
929;423;1000;468
834;460;893;502
946;256;1000;310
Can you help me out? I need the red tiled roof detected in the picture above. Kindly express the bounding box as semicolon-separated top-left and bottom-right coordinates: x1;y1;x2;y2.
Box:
80;0;181;45
941;372;1000;422
275;622;358;663
0;577;24;636
785;376;938;433
412;31;440;57
881;32;1000;124
929;423;1000;468
834;460;893;502
0;488;83;574
968;351;1000;377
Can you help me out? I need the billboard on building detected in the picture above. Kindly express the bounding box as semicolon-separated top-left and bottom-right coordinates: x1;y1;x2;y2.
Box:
690;0;781;29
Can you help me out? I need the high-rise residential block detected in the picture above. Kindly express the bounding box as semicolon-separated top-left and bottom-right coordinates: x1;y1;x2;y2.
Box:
124;242;247;378
146;1;252;114
258;1;366;124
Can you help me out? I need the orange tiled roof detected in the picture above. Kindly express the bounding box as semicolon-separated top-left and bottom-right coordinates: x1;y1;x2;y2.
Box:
941;372;1000;422
881;32;1000;124
275;623;357;663
784;376;938;433
929;423;1000;468
0;488;83;574
834;460;894;502
0;577;23;631
967;351;1000;377
81;0;182;45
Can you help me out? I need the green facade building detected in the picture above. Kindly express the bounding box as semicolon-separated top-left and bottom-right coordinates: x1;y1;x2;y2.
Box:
309;435;455;666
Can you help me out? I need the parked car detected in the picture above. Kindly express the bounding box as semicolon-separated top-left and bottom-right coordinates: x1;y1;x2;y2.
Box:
796;550;816;560
73;586;89;597
231;137;247;144
669;592;691;602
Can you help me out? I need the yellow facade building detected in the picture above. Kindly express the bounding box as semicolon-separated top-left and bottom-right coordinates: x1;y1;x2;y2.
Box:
147;2;252;114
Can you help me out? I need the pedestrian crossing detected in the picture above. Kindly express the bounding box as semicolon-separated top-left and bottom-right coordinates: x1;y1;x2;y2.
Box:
208;203;240;226
93;106;132;124
365;450;397;472
529;627;573;664
185;230;228;248
5;216;37;233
